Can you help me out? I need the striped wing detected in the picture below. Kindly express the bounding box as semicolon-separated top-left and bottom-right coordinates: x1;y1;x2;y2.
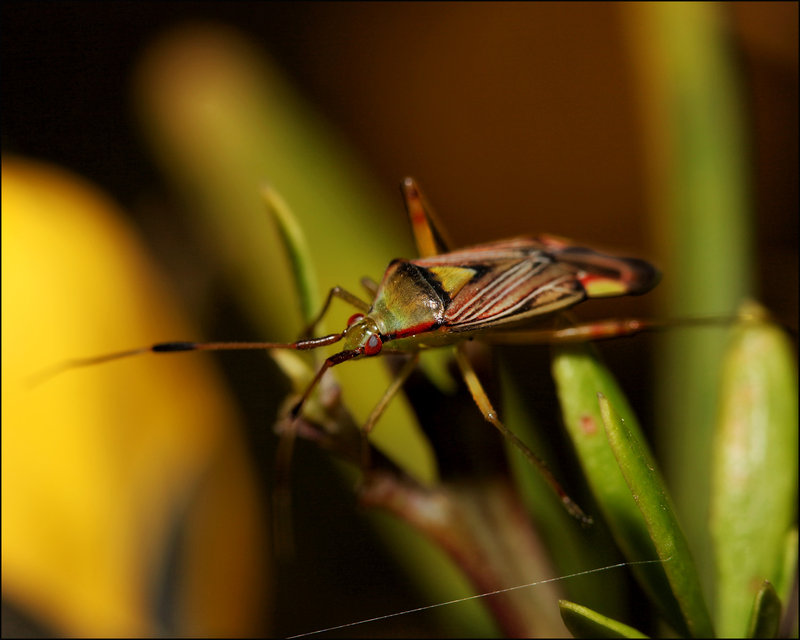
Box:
412;239;586;331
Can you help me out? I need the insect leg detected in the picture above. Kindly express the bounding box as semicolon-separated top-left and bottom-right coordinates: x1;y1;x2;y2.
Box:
298;286;371;338
273;347;363;556
360;276;379;297
453;343;592;525
401;177;452;258
482;315;734;345
363;354;420;434
273;421;298;557
353;353;420;469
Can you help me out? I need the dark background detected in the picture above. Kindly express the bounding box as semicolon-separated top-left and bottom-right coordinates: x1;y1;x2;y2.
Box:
3;3;797;637
3;4;796;310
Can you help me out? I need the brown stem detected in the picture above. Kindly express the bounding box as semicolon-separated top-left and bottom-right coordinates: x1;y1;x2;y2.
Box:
359;470;569;638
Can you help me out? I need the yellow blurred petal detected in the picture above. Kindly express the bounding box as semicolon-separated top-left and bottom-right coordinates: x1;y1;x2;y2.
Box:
2;156;269;636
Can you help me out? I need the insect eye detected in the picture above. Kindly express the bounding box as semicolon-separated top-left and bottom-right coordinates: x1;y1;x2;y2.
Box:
364;333;382;356
347;313;364;327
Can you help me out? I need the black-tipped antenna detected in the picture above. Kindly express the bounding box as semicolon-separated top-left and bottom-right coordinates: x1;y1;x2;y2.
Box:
28;334;347;388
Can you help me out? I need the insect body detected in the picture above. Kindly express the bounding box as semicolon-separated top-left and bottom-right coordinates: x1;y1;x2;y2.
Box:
50;178;661;523
345;235;659;356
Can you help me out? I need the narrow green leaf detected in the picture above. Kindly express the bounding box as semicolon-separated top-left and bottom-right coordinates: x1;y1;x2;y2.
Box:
131;26;462;634
552;343;688;635
746;581;781;639
623;2;755;598
776;528;798;610
710;305;798;637
134;23;436;487
498;351;625;621
599;393;714;638
559;599;649;639
262;185;320;325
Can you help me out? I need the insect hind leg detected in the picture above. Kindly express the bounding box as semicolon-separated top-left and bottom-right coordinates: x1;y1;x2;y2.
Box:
482;315;737;346
453;343;592;526
401;177;452;258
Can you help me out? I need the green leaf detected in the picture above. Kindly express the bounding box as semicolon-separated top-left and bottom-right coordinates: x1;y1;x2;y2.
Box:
498;351;623;621
599;393;714;638
131;25;471;636
559;600;649;638
262;186;320;325
710;304;798;637
623;3;755;599
776;528;798;611
551;343;688;635
134;23;436;486
746;581;782;639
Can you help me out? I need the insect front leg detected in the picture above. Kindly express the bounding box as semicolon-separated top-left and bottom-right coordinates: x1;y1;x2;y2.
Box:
298;286;371;338
360;276;379;298
272;346;366;556
453;343;592;525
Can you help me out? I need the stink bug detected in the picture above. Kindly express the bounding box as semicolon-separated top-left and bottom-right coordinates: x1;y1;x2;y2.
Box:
49;177;662;525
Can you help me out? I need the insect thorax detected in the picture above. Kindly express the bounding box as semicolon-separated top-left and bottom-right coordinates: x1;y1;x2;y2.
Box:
369;261;447;342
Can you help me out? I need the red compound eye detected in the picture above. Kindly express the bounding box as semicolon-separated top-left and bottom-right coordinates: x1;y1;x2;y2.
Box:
364;333;382;356
347;313;364;327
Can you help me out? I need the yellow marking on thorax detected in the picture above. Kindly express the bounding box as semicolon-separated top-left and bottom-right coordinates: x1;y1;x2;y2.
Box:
427;266;477;298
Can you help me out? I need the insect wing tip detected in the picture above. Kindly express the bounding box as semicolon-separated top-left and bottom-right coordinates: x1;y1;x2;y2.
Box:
624;258;661;296
576;254;662;299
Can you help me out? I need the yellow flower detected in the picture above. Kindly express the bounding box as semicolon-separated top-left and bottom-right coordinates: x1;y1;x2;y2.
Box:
2;156;269;636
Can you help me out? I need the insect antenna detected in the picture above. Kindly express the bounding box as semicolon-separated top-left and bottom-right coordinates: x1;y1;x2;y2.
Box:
31;331;369;559
27;334;348;388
